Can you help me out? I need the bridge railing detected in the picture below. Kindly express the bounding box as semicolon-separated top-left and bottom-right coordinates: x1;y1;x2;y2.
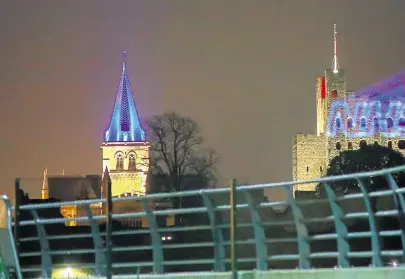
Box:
11;165;405;278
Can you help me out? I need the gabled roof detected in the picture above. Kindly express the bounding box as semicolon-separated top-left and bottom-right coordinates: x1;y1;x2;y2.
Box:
47;175;102;201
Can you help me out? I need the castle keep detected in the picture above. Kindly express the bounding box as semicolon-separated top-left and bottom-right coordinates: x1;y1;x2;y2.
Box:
293;25;405;192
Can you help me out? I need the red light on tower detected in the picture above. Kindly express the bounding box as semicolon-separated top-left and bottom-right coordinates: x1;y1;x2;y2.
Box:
321;76;326;99
332;90;338;98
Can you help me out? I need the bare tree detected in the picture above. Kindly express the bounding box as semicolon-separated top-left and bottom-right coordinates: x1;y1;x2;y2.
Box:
146;112;219;208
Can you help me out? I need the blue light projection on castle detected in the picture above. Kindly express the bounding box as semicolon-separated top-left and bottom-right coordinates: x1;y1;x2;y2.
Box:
104;53;145;142
326;70;405;138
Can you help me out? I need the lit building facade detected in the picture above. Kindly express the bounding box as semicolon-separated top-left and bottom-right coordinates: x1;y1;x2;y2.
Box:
293;25;405;192
101;53;149;197
41;53;150;225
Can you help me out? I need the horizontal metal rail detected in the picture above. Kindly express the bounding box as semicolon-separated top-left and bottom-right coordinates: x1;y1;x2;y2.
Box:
9;165;405;278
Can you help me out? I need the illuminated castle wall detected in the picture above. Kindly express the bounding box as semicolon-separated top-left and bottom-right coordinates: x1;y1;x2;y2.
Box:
102;54;149;197
293;25;405;192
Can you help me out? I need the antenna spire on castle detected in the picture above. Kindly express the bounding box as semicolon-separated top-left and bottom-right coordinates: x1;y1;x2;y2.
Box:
331;24;339;73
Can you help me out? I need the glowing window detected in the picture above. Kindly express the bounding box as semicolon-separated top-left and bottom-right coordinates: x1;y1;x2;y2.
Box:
347;118;353;129
360;117;367;129
399;118;405;127
373;118;379;131
387;118;393;129
128;153;136;170
336;118;341;129
116;154;124;170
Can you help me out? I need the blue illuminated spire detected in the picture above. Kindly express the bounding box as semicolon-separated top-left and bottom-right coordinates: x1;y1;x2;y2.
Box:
104;52;145;142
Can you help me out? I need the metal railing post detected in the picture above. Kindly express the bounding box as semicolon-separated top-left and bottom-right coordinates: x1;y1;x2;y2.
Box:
323;182;350;267
356;179;382;267
31;210;52;278
243;191;268;270
141;199;163;273
84;204;106;276
14;178;21;262
106;178;113;279
1;196;22;279
385;174;405;260
201;192;225;271
285;185;310;269
230;179;238;279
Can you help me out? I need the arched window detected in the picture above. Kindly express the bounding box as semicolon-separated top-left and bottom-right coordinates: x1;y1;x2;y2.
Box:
347;118;353;129
360;140;367;149
374;141;378;146
336;142;341;151
373;118;379;132
399;117;405;127
116;154;124;171
128;153;136;170
360;117;367;129
398;140;405;150
387;118;394;129
306;166;309;172
336;118;341;129
388;141;393;149
348;142;353;150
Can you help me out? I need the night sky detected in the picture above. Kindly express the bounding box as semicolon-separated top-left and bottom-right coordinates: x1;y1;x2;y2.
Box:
1;0;405;201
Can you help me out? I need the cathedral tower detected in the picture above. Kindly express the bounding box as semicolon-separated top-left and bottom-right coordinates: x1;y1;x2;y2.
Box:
101;52;149;197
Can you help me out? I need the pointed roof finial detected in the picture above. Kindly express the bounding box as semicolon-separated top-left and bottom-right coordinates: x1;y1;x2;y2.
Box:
122;50;127;71
104;51;145;142
331;24;339;74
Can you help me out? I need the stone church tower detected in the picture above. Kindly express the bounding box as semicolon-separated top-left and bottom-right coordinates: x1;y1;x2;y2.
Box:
101;52;150;197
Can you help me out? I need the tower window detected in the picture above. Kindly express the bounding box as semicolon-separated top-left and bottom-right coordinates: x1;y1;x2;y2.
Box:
373;118;379;132
348;142;353;150
387;118;393;129
306;166;309;172
116;154;124;171
336;142;341;151
374;141;378;146
388;141;393;149
360;117;367;129
347;118;353;129
360;140;367;149
336;118;341;129
128;153;136;170
320;166;323;173
332;90;338;98
399;118;405;127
